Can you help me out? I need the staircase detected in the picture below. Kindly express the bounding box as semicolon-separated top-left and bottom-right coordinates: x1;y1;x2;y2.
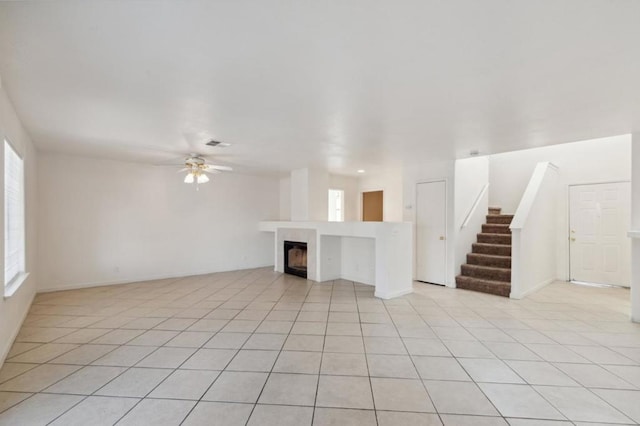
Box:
456;207;513;297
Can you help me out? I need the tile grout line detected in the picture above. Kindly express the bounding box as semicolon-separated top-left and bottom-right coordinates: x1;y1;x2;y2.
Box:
355;282;380;426
41;269;263;425
1;273;638;424
238;273;316;426
309;278;334;426
380;294;444;423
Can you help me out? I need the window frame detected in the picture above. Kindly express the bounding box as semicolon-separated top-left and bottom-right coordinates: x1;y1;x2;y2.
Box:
328;188;345;222
4;138;27;298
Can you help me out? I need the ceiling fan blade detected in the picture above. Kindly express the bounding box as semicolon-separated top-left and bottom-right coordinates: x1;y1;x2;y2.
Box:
203;169;221;174
153;153;194;166
205;164;233;171
177;168;190;173
155;162;188;167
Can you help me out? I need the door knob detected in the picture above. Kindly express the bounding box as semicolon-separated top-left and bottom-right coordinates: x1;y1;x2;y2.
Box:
570;238;576;242
439;236;445;240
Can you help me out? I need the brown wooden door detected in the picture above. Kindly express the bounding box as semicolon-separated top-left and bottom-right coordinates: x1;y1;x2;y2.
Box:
362;190;383;221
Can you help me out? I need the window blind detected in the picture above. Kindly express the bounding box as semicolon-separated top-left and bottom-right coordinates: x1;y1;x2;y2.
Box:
4;140;25;286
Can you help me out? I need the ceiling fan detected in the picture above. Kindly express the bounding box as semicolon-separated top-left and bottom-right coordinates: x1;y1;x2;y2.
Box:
176;154;233;188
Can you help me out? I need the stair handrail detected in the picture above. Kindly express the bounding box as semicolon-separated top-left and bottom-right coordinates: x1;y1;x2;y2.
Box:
510;162;558;230
461;183;489;229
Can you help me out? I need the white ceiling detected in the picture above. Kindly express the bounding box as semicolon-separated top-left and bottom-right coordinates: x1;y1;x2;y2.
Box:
0;0;639;175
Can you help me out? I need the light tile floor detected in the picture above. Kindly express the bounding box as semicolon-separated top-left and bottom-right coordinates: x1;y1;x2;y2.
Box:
1;268;639;425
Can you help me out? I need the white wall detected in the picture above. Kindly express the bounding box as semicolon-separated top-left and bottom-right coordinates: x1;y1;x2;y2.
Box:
340;237;375;284
329;174;359;222
403;160;456;286
290;168;308;221
279;176;291;220
490;135;631;213
290;168;328;221
359;168;403;222
37;153;279;291
489;135;631;281
308;169;329;221
453;157;490;278
320;235;342;281
0;86;38;365
510;163;559;299
631;134;640;322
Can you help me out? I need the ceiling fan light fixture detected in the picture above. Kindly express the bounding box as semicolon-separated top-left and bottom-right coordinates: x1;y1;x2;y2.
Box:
177;154;229;187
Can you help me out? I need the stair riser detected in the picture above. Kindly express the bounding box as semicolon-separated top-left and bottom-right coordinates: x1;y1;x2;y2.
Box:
488;208;501;215
467;254;511;268
461;264;511;282
455;276;511;297
477;234;511;245
486;215;513;225
472;243;511;256
482;224;511;234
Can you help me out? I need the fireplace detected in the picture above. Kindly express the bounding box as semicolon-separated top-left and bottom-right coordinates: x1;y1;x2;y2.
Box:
284;240;308;278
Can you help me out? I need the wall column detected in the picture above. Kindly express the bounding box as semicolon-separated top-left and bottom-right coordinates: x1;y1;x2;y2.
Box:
290;168;328;221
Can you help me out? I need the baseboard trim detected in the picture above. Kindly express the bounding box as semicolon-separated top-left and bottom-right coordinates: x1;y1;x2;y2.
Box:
510;278;555;299
0;290;36;367
38;264;275;293
339;274;374;286
375;287;413;300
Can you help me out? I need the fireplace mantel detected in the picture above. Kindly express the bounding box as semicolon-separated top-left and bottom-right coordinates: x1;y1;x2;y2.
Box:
259;221;413;299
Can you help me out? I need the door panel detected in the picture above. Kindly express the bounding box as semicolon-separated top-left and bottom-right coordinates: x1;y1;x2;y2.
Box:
416;181;446;285
362;191;383;222
569;182;631;287
603;245;619;272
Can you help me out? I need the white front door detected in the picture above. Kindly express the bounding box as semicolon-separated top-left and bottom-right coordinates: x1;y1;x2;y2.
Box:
569;182;631;287
416;181;447;285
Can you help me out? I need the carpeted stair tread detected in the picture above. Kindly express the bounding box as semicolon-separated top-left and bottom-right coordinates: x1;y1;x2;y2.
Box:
477;233;511;245
461;264;511;282
458;206;512;298
455;275;511;297
472;243;511;256
481;224;511;234
486;214;514;225
467;253;511;268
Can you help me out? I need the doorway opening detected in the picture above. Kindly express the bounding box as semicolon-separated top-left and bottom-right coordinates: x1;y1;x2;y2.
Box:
362;190;383;221
415;180;447;285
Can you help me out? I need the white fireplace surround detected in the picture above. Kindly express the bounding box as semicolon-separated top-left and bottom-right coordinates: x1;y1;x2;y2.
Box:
279;229;317;280
260;221;413;299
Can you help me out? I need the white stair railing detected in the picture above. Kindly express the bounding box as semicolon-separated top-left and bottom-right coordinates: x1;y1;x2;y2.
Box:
461;183;489;229
509;162;559;299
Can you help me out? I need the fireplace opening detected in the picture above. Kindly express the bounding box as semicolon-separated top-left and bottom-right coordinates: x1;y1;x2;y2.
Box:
284;241;307;279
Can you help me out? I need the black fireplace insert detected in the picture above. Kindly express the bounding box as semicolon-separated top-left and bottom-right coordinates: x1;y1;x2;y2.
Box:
284;240;307;279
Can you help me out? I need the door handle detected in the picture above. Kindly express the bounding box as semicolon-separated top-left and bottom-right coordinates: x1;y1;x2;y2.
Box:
439;236;445;240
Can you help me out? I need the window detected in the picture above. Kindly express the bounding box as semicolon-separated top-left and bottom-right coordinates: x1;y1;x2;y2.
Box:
4;139;25;295
328;189;344;222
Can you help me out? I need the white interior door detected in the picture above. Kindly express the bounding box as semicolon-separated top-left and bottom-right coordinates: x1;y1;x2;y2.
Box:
569;182;631;287
416;181;446;285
